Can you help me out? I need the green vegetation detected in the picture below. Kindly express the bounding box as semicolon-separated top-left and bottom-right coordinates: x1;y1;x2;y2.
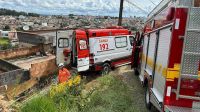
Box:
21;96;56;112
82;75;136;112
3;25;10;31
0;38;9;45
0;8;40;17
21;75;136;112
0;38;12;50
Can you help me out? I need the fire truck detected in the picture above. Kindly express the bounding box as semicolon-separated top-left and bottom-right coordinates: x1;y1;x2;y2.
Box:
57;27;134;74
132;0;200;111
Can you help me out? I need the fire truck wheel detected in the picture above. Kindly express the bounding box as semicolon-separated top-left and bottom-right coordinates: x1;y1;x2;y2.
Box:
145;87;152;110
101;63;111;76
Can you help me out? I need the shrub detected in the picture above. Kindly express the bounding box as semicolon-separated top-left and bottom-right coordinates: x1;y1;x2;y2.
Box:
21;74;137;112
21;96;56;112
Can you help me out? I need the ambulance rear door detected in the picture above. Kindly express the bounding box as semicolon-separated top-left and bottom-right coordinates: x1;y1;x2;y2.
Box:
56;30;73;65
75;30;90;72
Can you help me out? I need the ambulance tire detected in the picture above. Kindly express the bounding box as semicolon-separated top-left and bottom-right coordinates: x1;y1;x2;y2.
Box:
101;63;111;76
145;86;152;110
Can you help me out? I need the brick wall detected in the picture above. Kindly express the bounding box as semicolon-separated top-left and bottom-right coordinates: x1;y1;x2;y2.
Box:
0;46;42;59
30;58;57;78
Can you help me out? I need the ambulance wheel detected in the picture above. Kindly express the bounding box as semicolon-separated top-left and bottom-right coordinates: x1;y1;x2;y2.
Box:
145;87;152;110
101;63;111;76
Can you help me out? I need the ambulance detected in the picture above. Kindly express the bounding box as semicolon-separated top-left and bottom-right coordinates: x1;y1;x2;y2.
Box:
57;27;134;74
132;0;200;111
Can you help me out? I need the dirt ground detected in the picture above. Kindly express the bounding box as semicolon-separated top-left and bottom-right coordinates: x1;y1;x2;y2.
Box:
112;65;158;112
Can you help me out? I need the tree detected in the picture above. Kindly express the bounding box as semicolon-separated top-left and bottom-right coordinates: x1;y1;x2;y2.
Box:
69;14;75;19
3;25;10;31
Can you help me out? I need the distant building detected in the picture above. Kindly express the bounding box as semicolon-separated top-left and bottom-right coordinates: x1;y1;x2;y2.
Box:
8;31;18;40
0;30;9;38
18;15;26;19
22;22;34;26
0;30;18;40
42;23;48;27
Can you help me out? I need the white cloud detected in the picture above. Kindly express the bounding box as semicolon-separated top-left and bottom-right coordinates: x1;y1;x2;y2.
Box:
0;0;161;16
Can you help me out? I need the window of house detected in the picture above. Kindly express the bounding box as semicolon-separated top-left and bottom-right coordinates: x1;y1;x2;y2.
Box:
115;36;127;48
58;38;69;48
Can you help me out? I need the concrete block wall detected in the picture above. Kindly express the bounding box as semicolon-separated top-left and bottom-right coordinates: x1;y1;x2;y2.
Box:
0;59;24;86
0;45;42;59
17;32;45;45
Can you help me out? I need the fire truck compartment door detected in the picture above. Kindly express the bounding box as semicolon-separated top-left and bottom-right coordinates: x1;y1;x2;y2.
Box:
152;26;172;102
76;32;89;72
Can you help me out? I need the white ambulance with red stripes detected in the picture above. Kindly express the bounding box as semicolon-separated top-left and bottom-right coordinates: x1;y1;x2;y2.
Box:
57;27;134;74
71;27;134;74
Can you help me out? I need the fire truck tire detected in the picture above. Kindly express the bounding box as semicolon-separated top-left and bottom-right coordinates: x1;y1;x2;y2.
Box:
101;63;111;76
145;87;152;110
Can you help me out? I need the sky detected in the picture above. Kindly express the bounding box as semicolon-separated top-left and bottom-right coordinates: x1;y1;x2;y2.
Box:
0;0;161;17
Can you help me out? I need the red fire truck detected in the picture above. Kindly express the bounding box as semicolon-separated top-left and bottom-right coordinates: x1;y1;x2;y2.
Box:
132;0;200;111
57;27;134;74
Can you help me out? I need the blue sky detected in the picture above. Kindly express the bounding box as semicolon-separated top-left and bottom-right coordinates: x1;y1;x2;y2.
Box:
0;0;161;17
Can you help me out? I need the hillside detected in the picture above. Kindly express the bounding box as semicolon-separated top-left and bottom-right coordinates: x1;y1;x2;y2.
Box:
0;8;40;17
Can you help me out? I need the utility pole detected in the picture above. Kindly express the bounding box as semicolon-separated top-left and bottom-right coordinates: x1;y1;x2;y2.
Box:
118;0;124;26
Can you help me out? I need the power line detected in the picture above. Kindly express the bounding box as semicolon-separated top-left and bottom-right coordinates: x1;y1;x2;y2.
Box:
148;0;156;5
124;0;148;14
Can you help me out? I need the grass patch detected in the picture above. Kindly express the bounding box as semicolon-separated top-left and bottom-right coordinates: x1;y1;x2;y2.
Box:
82;75;137;112
21;96;56;112
0;38;11;50
0;38;9;45
21;75;137;112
